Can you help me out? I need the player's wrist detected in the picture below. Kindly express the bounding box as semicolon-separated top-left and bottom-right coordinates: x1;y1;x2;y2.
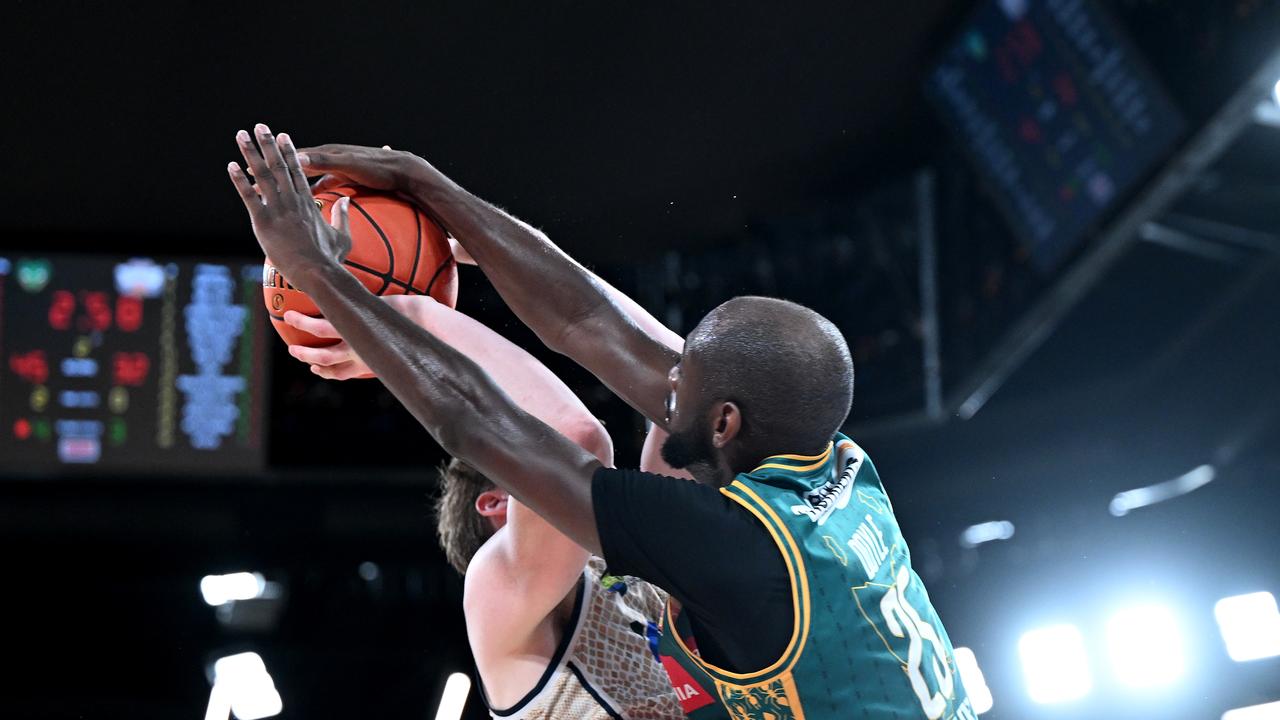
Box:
291;258;352;297
400;154;463;207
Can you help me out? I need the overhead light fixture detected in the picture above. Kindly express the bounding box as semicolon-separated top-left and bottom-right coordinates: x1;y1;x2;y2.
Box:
1018;624;1092;704
434;672;472;720
1215;592;1280;662
959;521;1015;548
1259;79;1280;127
1109;464;1216;517
953;647;994;714
1106;604;1186;688
201;572;266;607
1223;700;1280;720
207;652;282;720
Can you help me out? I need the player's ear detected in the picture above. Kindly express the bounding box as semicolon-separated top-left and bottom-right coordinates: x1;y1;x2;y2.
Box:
475;489;508;518
711;401;741;448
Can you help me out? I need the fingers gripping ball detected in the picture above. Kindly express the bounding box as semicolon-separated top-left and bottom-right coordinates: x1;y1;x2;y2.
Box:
263;185;459;347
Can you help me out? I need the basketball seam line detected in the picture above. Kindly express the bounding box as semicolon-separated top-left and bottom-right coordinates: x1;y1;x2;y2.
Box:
342;259;428;295
347;196;394;295
407;207;423;296
316;191;431;294
424;256;455;298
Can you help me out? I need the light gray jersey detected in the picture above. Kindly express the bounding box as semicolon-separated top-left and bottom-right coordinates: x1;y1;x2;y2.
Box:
486;557;682;720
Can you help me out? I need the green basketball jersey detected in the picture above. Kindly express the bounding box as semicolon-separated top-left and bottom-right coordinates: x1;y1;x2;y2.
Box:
656;434;977;720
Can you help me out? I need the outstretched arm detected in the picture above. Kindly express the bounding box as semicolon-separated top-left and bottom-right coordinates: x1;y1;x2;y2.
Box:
229;125;605;554
285;296;609;633
297;144;680;427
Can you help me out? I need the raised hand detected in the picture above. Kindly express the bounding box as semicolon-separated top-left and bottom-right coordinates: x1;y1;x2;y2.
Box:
282;295;430;380
283;311;374;380
227;124;352;290
296;143;420;195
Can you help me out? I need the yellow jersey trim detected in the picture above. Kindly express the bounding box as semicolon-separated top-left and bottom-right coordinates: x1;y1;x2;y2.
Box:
665;481;810;683
732;480;813;671
752;442;833;474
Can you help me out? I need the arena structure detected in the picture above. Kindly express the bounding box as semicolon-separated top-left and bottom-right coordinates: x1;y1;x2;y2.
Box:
3;2;1279;718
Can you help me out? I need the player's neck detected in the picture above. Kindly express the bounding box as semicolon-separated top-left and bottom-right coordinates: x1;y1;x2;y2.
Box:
689;461;736;488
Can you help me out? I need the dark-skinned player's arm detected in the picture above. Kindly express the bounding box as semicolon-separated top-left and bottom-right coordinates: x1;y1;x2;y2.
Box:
295;143;680;428
227;124;604;554
281;296;610;643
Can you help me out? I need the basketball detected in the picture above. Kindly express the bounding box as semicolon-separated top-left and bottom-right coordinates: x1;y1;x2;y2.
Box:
262;185;459;347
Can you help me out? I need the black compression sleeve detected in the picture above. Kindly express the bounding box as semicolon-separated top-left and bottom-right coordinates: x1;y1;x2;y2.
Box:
591;467;793;672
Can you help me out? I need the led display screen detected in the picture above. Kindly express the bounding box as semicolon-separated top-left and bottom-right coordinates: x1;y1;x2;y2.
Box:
927;0;1186;270
0;254;266;475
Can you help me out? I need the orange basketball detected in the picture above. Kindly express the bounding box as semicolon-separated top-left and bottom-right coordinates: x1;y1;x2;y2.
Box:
262;185;458;347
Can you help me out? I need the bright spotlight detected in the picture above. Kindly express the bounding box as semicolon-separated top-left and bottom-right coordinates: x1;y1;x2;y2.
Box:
1018;624;1092;704
210;652;282;720
1109;464;1215;516
959;521;1015;548
1273;77;1280;107
1224;700;1280;720
200;572;266;607
953;647;993;714
1215;592;1280;662
434;672;472;720
1106;604;1186;688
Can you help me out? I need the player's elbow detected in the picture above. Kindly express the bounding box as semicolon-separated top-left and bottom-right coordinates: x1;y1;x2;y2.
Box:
561;416;613;466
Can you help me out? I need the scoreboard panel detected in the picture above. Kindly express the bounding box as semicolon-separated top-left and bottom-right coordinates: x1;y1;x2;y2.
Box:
926;0;1186;271
0;254;266;475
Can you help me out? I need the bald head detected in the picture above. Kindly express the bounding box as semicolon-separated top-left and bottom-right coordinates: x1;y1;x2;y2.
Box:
681;296;854;465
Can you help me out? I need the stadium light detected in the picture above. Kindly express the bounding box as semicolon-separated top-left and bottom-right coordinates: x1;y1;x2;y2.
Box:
1018;624;1092;704
209;652;282;720
434;672;472;720
200;572;266;607
1215;592;1280;662
1106;604;1186;688
953;647;993;714
1273;77;1280;107
959;521;1015;548
1224;700;1280;720
1109;464;1215;517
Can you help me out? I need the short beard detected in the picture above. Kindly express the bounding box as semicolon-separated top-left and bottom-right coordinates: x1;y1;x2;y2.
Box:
660;423;721;483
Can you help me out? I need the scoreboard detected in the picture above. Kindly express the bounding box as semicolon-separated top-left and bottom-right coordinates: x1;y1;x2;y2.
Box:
0;254;266;475
926;0;1185;271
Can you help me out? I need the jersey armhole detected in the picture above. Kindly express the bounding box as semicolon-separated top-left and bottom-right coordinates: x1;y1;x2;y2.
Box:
663;480;811;684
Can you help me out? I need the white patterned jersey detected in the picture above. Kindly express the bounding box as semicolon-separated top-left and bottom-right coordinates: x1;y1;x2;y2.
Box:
486;556;683;720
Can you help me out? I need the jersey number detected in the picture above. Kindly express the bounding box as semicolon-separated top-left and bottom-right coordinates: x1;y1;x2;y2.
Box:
880;565;955;719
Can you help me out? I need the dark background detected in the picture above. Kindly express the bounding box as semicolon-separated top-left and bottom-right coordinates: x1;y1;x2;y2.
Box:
3;1;1280;718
